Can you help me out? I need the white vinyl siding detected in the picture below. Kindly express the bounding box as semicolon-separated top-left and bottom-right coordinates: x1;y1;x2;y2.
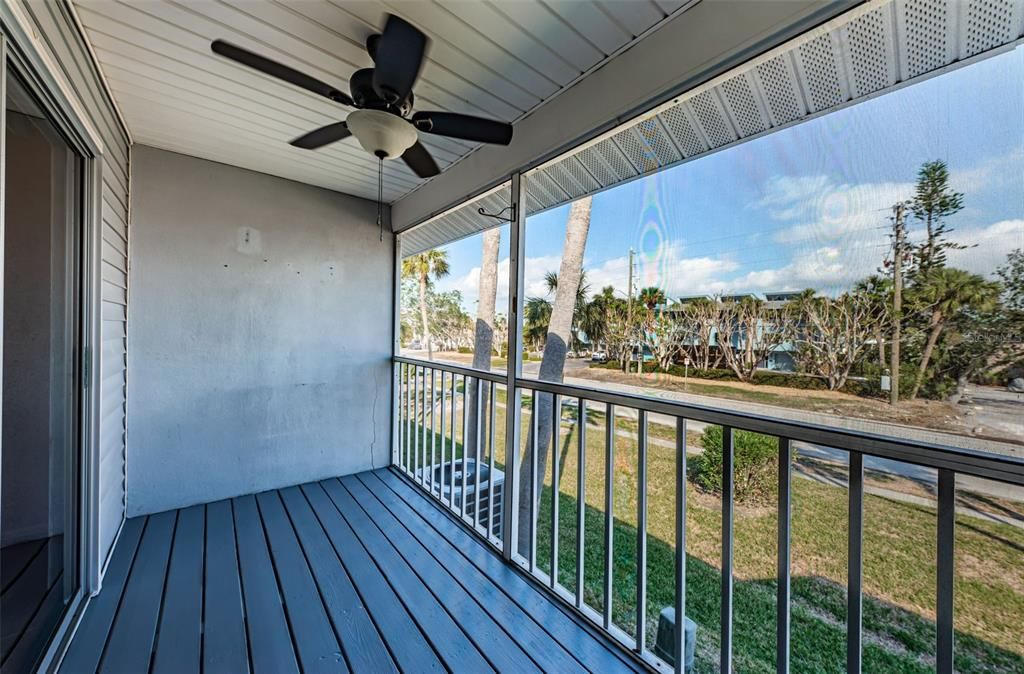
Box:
22;1;130;569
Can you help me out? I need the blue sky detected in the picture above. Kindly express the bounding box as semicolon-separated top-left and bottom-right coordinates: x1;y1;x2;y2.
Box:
430;45;1023;314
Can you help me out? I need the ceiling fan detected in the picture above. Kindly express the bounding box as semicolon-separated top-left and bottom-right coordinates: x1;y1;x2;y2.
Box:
210;14;514;179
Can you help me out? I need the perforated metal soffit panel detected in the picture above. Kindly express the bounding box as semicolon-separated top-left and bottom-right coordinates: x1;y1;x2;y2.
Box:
401;0;1024;256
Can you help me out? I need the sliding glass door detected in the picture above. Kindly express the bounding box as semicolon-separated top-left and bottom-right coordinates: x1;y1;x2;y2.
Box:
0;48;87;673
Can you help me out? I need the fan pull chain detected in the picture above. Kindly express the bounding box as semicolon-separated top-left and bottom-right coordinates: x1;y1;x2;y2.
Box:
377;156;384;241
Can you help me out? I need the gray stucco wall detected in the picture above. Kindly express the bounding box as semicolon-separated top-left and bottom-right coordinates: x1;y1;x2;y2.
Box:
127;146;393;516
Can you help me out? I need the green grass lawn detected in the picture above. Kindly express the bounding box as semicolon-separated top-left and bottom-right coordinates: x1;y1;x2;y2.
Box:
400;385;1024;673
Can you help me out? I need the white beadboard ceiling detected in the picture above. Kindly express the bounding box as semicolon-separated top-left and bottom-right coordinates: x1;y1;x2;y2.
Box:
401;0;1024;255
72;0;694;203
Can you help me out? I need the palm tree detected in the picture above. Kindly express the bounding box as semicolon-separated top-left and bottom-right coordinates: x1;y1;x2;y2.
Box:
518;196;592;554
467;229;501;460
908;268;999;400
579;286;618;350
523;297;552;351
544;270;591;351
402;250;450;359
638;286;665;312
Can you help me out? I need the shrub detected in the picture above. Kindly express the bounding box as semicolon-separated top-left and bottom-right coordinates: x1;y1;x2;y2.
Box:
691;426;782;503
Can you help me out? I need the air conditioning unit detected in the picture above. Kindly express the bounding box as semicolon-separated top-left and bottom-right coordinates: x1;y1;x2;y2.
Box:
419;459;504;536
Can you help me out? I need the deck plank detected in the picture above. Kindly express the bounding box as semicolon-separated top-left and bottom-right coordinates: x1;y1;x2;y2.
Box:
353;472;590;674
373;469;640;672
278;486;397;674
341;475;548;673
255;490;347;674
1;539;46;594
203;500;249;673
59;517;145;673
3;572;64;673
301;482;445;674
61;470;644;674
233;494;300;674
320;478;496;673
1;538;59;661
101;509;177;673
151;505;204;674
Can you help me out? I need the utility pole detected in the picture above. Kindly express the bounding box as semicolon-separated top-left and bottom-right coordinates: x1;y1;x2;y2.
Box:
889;203;906;406
627;248;636;374
627;248;635;325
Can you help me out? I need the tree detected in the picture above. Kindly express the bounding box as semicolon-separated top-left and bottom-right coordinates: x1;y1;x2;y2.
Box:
715;297;791;382
998;248;1024;313
402;250;450;359
523;297;552;351
467;228;501;462
790;292;883;390
518;196;591;555
676;298;722;370
907;268;1000;400
545;271;592;352
428;291;471;351
853;275;892;369
649;311;684;371
936;250;1024;402
909;160;966;279
638;286;666;316
581;286;624;353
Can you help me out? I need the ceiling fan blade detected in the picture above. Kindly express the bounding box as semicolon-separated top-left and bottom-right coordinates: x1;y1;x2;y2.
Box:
411;111;513;145
401;141;440;178
211;40;353;106
372;15;428;104
290;122;351;149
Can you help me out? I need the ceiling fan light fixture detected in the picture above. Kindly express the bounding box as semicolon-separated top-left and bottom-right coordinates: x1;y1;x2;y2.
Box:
346;109;417;159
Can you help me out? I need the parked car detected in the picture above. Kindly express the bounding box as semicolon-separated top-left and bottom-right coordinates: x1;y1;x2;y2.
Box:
591;350;608;363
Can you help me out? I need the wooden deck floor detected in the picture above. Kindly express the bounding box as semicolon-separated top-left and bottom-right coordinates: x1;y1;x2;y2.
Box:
58;468;643;673
2;536;65;673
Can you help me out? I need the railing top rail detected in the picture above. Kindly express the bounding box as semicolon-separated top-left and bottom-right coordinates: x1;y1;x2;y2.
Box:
394;355;506;384
515;376;1024;487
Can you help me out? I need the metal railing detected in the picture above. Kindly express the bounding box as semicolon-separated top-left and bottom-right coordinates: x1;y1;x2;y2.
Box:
393;355;1024;673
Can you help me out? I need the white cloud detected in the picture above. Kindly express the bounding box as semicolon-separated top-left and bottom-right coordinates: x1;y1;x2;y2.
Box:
947;219;1024;277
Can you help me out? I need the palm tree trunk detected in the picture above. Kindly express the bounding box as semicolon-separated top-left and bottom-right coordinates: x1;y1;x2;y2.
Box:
467;228;500;463
517;197;591;556
419;273;432;359
909;313;944;400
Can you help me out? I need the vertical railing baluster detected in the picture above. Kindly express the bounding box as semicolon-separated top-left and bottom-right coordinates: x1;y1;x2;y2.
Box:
674;417;687;674
474;377;483;531
488;381;497;542
551;394;561;589
721;425;734;674
452;370;460;506
461;375;469;519
413;366;420;481
936;469;955;674
576;398;586;610
636;409;649;653
603;403;616;631
848;451;864;674
396;364;403;469
405;364;410;470
530;395;539;571
439;370;447;502
777;437;792;673
429;368;436;494
420;367;428;484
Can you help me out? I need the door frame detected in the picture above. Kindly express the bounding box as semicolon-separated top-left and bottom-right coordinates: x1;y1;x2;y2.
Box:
0;3;105;670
